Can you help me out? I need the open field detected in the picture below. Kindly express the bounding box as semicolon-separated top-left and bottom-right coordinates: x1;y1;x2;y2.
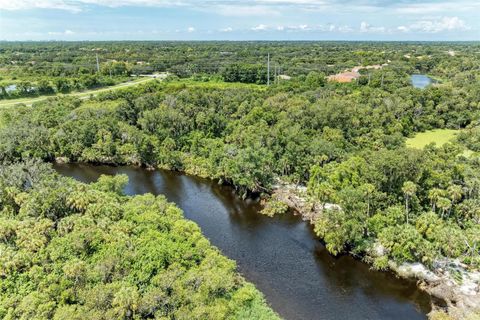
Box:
406;129;459;149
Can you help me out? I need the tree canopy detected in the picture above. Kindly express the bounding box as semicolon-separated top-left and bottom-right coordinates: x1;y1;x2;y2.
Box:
0;160;278;320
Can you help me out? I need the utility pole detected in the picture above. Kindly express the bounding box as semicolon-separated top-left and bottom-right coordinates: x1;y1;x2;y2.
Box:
267;53;270;86
381;73;384;87
96;53;100;74
274;65;277;84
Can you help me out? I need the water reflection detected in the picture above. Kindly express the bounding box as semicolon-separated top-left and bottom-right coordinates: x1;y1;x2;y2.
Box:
54;163;431;320
411;74;435;89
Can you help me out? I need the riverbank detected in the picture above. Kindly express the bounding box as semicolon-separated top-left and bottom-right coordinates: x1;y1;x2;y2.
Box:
52;159;478;319
51;160;474;318
53;162;433;320
269;181;480;320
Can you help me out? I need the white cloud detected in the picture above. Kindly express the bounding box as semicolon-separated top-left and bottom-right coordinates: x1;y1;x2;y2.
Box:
403;16;470;33
1;0;477;40
47;29;75;35
0;0;168;12
395;1;480;14
274;24;312;32
251;24;268;31
337;25;353;33
0;0;332;12
359;21;369;32
2;0;480;15
213;5;276;17
0;0;82;12
2;0;479;27
272;23;353;33
286;24;310;30
359;21;386;33
0;0;306;15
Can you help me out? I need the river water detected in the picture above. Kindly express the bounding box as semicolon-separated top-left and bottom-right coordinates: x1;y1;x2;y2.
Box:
54;163;432;320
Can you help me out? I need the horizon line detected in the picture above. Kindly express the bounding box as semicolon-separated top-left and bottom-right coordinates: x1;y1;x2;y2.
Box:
1;39;479;43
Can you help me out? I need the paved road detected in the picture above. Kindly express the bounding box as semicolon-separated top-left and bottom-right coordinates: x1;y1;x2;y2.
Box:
0;76;159;109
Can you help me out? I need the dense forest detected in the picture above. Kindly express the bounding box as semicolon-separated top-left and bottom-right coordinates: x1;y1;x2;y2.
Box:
0;160;278;319
1;41;480;319
1;41;479;98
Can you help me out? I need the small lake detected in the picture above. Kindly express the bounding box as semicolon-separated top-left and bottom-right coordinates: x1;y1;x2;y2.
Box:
54;163;432;320
411;75;435;89
4;84;17;93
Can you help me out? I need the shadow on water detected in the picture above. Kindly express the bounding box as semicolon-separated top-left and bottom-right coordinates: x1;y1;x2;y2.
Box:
53;163;432;320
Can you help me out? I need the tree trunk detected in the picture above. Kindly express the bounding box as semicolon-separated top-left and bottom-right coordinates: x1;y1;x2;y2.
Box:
405;196;409;224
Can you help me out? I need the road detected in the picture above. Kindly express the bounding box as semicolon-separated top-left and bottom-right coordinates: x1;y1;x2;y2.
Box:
0;76;160;109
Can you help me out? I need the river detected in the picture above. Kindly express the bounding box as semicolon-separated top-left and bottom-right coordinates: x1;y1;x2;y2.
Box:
53;163;432;320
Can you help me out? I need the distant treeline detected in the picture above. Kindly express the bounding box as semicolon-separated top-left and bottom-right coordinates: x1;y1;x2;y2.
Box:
2;41;479;83
3;41;480;320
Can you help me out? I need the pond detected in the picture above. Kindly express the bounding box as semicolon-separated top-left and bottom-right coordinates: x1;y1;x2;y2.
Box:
4;84;17;93
54;163;432;320
411;75;435;89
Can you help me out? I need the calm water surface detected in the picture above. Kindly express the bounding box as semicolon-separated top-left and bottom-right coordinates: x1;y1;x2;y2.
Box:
411;74;435;89
54;163;432;320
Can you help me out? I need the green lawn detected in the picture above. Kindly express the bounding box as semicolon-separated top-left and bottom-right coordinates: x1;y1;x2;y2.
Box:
406;129;459;149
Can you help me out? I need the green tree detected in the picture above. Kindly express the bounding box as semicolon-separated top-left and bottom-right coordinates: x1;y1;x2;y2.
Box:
447;184;463;216
437;197;452;218
428;188;446;213
402;181;417;224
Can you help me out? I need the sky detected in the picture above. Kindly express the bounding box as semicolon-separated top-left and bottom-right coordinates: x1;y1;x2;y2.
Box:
0;0;479;41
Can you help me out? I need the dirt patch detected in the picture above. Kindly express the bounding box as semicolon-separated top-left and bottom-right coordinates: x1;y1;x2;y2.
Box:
327;71;361;83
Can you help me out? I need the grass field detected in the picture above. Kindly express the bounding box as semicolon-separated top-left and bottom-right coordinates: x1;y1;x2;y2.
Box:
406;129;459;149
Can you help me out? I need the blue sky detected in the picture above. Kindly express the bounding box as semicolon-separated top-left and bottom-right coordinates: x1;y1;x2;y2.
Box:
1;0;479;41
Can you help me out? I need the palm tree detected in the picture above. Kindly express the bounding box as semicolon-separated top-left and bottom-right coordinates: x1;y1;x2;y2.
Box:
447;184;463;217
428;188;445;213
402;181;417;224
362;183;376;218
437;197;452;218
